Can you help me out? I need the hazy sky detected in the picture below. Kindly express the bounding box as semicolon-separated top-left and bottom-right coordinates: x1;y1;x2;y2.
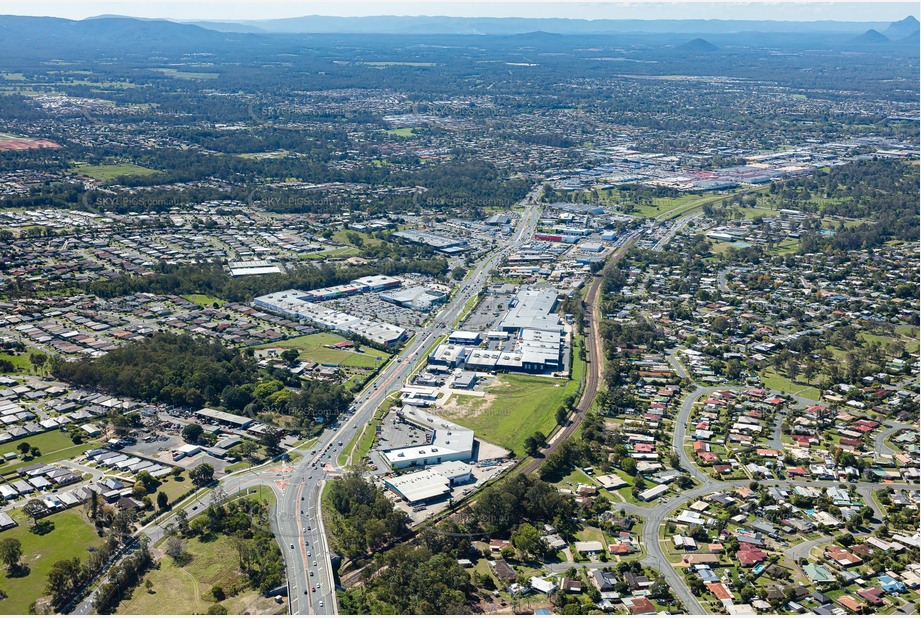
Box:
0;1;916;22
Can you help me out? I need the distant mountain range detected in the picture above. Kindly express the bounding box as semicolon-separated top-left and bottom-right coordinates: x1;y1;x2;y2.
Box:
0;13;916;61
885;15;920;38
181;15;909;36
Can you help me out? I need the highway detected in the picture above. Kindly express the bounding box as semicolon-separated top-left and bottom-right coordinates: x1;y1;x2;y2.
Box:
69;198;916;616
278;193;544;614
70;195;544;615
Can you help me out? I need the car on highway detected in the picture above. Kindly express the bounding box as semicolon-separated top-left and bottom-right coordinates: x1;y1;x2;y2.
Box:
309;571;314;577
290;543;294;549
311;587;315;592
307;551;311;556
319;601;324;607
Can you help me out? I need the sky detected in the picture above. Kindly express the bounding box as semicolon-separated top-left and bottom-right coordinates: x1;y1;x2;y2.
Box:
0;1;916;22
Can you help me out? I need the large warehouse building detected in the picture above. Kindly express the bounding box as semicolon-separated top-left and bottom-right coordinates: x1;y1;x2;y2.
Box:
253;289;407;346
383;461;473;505
499;288;563;334
382;407;475;469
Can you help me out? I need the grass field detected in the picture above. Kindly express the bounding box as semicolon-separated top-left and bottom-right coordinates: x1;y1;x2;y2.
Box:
0;510;101;614
555;466;595;489
0;352;38;375
71;163;158;182
758;368;821;400
254;333;390;370
116;534;279;615
331;229;384;249
597;186;768;220
769;237;800;255
439;372;578;455
385;127;417;137
860;329;920;354
0;431;101;478
303;246;360;259
156;475;195;505
152;68;219;80
181;294;225;308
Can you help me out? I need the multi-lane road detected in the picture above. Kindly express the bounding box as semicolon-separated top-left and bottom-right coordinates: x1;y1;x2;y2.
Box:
279;194;544;614
71;195;917;616
70;193;543;616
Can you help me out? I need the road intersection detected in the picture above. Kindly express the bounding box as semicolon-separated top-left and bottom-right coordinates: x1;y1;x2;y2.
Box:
71;195;916;616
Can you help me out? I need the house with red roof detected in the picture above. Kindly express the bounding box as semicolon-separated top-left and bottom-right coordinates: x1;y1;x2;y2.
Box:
608;542;637;555
705;582;734;601
623;596;656;615
856;587;883;605
736;543;767;567
700;452;720;464
837;596;866;612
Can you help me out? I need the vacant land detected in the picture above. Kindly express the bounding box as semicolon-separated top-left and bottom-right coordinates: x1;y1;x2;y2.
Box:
331;229;384;248
757;368;821;401
0;431;100;477
439;372;578;455
156;474;195;505
181;294;225;308
71;163;158;182
254;333;389;369
117;534;281;615
0;351;38;375
0;510;100;614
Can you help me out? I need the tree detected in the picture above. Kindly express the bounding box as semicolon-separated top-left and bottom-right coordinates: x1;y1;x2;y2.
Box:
511;523;544;558
211;585;225;601
207;604;228;614
16;442;30;456
0;538;22;572
164;536;186;560
259;428;285;456
523;436;540;457
191;463;215;487
157;491;170;511
555;406;569;426
280;349;300;366
45;557;83;607
620;457;637;475
181;423;204;445
23;499;45;525
649;577;670;600
29;446;40;458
